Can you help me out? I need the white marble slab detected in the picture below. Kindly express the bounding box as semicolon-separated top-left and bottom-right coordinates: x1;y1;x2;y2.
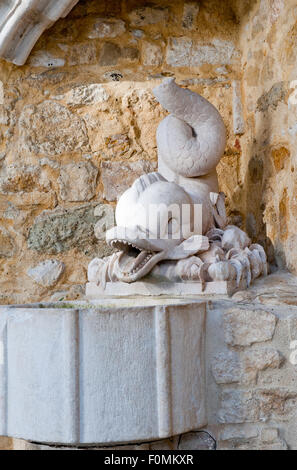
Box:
86;279;248;298
0;299;206;445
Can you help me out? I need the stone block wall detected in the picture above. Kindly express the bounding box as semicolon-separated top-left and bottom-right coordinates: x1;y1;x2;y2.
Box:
0;0;242;305
238;0;297;272
1;0;295;302
206;274;297;450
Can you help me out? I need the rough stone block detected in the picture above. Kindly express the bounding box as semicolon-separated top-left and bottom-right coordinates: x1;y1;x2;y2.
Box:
212;351;242;384
99;42;121;66
93;204;115;240
87;18;126;39
242;348;283;384
224;309;277;346
178;431;216;450
261;427;279;443
142;41;163;66
256;81;287;112
219;426;259;441
28;51;65;68
128;7;169;26
0;228;15;258
218;390;259;424
166;38;238;67
0;165;50;193
101;160;155;201
56;84;110;107
182;2;200;30
257;388;297;420
27;204;113;257
27;260;65;287
19;101;89;156
67;42;97;66
58;162;98;202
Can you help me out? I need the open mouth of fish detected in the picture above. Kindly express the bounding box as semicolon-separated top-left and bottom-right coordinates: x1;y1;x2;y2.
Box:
108;239;162;279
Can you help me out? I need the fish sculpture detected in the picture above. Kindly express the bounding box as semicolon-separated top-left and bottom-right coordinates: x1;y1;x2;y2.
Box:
88;79;267;290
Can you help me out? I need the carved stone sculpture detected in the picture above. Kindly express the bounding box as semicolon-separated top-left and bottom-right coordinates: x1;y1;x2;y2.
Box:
0;0;79;65
87;79;267;296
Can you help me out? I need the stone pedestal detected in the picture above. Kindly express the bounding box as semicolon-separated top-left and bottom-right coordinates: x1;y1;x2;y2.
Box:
86;279;247;298
0;299;206;446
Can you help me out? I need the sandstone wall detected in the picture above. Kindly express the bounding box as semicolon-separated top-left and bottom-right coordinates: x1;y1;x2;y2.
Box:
0;0;243;305
206;272;297;450
238;0;297;272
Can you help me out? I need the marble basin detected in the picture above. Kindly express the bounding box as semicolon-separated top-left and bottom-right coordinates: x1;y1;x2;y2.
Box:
0;298;206;445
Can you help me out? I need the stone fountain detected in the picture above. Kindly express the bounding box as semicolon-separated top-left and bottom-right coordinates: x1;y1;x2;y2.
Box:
0;79;268;447
87;78;267;298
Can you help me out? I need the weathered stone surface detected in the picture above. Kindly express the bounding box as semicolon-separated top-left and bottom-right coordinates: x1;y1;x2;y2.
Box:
0;190;57;209
256;82;287;112
0;81;4;105
218;390;259;424
0;165;49;193
94;204;115;240
232;271;297;306
178;432;216;450
224;309;277;346
27;260;65;287
220;427;288;450
256;440;288;450
212;348;283;386
219;387;297;425
271;146;290;172
261;427;279;443
232;80;245;134
128;7;169;26
212;351;242;384
242;348;283;384
166;37;192;67
0;300;206;445
142;41;163;66
257;388;297;420
182;2;200;29
28;51;65;68
56;84;110;107
67;42;97;66
58;162;98;202
122;47;139;61
219;426;258;441
87;18;126;39
248;155;264;184
49;284;85;302
99;42;121;66
0;165;50;193
0;227;15;258
149;437;178;450
104;134;130;156
166;38;238;67
101;160;155;201
19;101;89;156
27;204;113;257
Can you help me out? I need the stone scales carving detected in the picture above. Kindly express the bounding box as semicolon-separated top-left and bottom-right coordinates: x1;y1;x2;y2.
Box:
87;78;267;297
